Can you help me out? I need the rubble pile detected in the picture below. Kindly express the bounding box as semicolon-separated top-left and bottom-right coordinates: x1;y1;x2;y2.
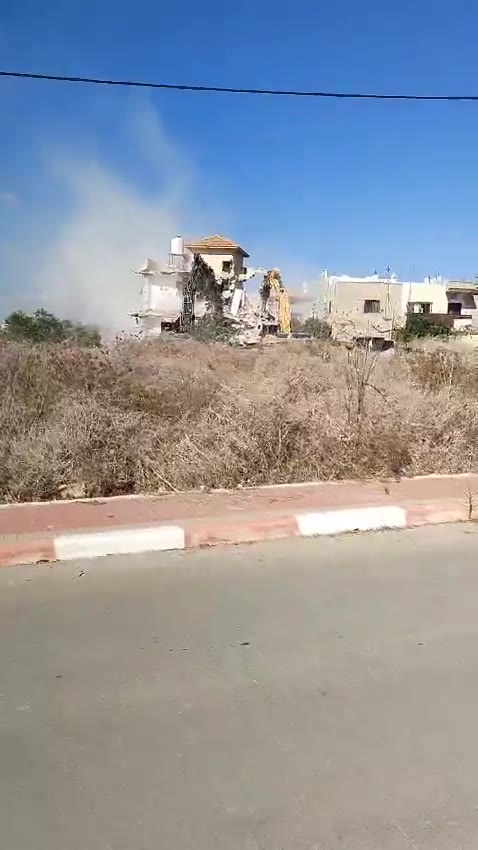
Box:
223;293;281;346
188;254;280;345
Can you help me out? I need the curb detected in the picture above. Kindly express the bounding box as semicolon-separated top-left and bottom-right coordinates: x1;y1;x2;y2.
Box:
0;500;467;568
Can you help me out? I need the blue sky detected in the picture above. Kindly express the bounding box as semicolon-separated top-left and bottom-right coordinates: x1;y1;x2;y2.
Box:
1;0;478;325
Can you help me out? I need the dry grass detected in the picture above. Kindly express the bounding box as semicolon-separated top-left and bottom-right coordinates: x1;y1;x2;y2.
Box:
2;336;478;502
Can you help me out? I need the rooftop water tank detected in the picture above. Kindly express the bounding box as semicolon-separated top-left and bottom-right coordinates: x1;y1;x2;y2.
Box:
170;235;184;257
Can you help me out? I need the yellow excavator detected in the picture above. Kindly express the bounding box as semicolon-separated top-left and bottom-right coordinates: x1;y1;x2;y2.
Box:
261;269;292;334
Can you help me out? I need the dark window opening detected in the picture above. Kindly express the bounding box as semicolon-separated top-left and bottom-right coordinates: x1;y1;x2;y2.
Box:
222;260;232;273
364;299;380;314
448;302;462;316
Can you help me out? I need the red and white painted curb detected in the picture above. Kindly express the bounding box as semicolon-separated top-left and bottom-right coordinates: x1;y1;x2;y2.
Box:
0;499;467;567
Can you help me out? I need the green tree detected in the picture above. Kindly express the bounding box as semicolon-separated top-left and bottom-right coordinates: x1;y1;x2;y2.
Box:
2;310;37;341
2;309;101;347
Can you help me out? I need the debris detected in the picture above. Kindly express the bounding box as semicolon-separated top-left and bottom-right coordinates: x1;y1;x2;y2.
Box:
235;326;262;346
230;288;243;316
58;482;86;499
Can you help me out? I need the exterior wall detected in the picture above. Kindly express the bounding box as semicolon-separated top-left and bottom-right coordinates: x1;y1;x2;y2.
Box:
325;278;404;341
452;315;473;331
402;282;448;315
141;272;184;321
139;271;207;334
194;249;245;279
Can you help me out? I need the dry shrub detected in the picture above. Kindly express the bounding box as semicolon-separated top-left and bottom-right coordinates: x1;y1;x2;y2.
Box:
2;337;478;502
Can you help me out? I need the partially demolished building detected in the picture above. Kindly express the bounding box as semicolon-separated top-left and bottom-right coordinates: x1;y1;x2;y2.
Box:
132;234;306;343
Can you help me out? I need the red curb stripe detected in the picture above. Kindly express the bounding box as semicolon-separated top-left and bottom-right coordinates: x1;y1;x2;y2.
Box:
184;516;300;549
0;499;472;568
406;502;467;527
0;537;56;568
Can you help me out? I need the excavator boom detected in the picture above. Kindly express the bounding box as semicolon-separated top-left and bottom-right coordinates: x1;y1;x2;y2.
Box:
262;270;291;334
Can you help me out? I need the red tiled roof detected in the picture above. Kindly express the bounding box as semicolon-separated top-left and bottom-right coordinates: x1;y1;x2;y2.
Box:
185;234;249;258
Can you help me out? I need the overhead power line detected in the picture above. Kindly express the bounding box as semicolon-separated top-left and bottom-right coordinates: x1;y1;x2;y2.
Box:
1;69;478;101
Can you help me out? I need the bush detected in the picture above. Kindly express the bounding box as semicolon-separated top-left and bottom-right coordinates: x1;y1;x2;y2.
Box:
291;316;332;338
190;316;236;342
303;317;332;339
395;312;451;342
2;337;478;502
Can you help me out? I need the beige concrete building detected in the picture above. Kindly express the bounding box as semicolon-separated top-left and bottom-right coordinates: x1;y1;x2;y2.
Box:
320;275;403;341
318;274;451;342
184;234;249;279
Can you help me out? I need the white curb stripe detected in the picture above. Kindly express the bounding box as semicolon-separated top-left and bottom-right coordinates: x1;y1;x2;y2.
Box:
296;506;407;537
54;525;186;561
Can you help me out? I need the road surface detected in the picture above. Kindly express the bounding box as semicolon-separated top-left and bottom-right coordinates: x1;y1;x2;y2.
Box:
2;524;478;849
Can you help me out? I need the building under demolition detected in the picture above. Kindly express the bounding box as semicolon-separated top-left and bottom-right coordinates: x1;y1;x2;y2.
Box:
132;234;312;343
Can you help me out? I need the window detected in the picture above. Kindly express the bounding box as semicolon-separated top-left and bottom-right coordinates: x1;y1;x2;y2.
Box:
241;267;247;276
408;302;432;315
364;299;380;314
448;302;462;316
222;260;232;273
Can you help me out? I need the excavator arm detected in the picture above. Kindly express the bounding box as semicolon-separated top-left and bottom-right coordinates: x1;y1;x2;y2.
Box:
261;270;291;334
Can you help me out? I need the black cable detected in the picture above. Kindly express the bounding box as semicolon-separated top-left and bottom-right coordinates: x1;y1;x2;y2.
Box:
1;69;478;101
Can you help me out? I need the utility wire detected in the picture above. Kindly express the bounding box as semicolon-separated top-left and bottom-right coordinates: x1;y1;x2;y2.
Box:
1;69;478;101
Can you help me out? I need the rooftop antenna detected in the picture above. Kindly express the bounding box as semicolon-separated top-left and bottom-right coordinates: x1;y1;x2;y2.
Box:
384;264;393;327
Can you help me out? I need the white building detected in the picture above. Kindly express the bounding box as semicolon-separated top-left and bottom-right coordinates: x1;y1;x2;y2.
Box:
133;234;250;335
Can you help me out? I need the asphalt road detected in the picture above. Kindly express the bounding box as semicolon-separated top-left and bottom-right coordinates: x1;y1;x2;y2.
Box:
2;525;478;849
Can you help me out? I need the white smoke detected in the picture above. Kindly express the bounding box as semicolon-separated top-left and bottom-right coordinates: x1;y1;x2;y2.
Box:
10;101;213;332
33;161;180;332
